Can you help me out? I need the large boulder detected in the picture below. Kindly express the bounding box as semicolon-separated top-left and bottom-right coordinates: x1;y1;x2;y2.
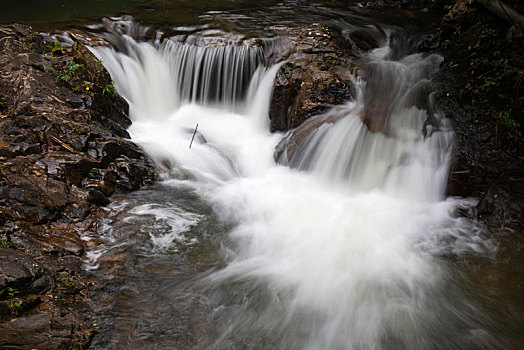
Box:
269;24;358;132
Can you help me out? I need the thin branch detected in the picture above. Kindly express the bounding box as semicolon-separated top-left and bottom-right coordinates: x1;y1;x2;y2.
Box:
189;123;199;148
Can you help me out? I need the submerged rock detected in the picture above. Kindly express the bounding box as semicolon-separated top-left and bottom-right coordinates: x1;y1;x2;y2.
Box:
274;112;344;163
0;24;155;348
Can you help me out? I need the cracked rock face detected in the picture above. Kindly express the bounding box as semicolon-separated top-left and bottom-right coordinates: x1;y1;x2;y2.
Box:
0;24;155;348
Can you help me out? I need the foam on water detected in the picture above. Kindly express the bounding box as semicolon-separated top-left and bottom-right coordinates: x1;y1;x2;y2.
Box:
91;31;498;349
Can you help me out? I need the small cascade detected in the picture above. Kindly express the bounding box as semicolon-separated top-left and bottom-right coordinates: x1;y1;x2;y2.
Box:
161;40;265;108
91;35;267;123
277;45;449;201
90;33;279;182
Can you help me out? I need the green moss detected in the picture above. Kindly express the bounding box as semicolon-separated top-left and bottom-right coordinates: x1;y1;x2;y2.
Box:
53;68;70;83
441;8;524;154
47;41;62;54
102;83;116;97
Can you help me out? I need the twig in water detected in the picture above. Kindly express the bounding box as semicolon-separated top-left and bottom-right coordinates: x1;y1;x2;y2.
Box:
189;123;199;148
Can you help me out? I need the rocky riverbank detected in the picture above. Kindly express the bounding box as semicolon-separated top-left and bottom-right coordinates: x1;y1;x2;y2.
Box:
436;0;523;228
0;24;154;349
434;0;524;320
268;23;358;133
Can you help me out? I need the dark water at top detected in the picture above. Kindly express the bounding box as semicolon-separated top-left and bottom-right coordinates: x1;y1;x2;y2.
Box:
0;0;436;38
0;0;280;31
0;0;145;28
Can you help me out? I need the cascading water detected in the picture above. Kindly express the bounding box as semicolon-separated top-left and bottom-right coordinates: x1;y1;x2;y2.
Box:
162;40;265;108
89;21;503;350
276;43;450;201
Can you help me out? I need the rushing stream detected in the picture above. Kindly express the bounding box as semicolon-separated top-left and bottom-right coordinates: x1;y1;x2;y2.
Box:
59;2;521;349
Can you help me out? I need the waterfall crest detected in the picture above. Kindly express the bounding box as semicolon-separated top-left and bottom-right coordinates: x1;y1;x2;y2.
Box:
161;40;265;108
91;36;267;123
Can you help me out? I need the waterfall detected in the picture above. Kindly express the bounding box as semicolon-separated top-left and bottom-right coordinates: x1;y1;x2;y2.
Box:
162;40;265;108
91;27;499;350
277;47;450;201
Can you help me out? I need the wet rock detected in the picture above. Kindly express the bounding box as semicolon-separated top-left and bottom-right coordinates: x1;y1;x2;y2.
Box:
97;139;144;164
87;189;110;207
9;224;85;258
61;201;93;223
269;24;358;132
0;247;53;295
113;155;155;191
418;31;440;52
0;158;70;224
476;186;523;227
436;0;524;234
0;311;93;349
0;23;155;347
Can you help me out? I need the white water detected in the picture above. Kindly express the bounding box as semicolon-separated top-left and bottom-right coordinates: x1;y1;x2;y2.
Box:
91;33;497;349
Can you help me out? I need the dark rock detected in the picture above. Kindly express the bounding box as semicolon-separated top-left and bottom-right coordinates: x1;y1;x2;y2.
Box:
98;139;144;163
11;224;86;257
0;311;92;349
0;23;154;347
418;31;440;51
60;201;93;223
87;189;110;207
2;165;69;224
82;170;116;197
113;155;155;191
476;186;523;227
30;275;55;294
269;24;358;132
275;113;344;163
431;0;524;270
437;2;524;230
0;301;10;320
39;152;98;185
0;247;51;295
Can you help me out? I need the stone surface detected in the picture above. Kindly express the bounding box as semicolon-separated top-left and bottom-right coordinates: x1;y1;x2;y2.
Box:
0;24;155;348
436;1;524;229
0;247;52;294
268;24;358;132
0;311;92;349
274;113;344;163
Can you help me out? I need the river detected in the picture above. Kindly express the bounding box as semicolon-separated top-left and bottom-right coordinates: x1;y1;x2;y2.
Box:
5;1;522;349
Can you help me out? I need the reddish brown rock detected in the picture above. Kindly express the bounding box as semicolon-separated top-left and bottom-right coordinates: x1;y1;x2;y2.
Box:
0;24;155;348
269;24;358;132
